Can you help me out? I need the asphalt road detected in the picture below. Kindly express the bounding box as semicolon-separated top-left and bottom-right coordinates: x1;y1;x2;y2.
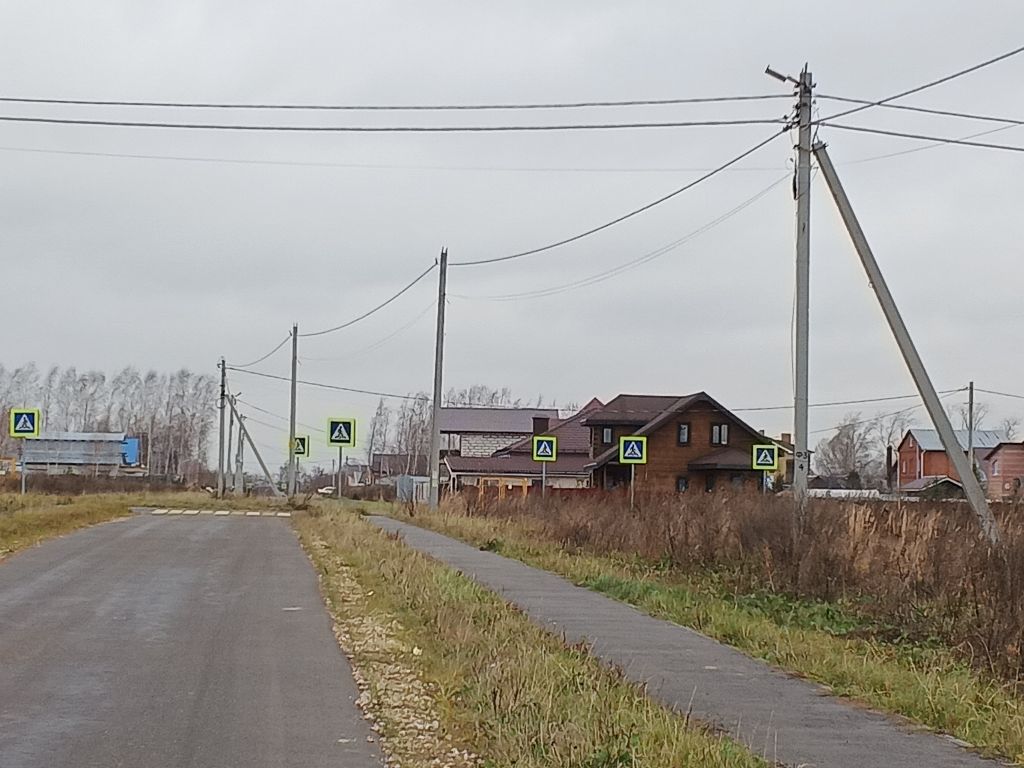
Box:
371;516;1001;768
0;514;383;768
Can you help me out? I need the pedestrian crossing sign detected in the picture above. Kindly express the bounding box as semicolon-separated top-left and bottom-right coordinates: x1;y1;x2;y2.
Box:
293;435;310;457
619;436;647;465
752;444;779;471
328;418;356;447
9;408;40;438
532;435;557;462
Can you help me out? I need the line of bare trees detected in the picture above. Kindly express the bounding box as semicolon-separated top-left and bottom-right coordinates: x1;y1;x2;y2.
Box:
0;363;216;482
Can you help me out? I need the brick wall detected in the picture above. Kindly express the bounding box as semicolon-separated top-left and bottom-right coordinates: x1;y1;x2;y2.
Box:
460;433;527;458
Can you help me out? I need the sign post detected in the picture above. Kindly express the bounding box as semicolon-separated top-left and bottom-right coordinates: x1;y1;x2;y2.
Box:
752;444;780;494
10;409;41;495
532;435;557;498
328;418;357;501
619;436;648;511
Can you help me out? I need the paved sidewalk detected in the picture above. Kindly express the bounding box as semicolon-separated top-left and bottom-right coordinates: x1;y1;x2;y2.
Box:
369;516;1003;768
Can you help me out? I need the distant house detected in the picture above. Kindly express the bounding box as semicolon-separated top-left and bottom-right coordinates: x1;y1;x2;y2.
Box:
984;441;1024;501
445;399;602;496
583;393;776;493
369;453;429;483
439;406;559;458
22;432;141;476
896;429;1008;492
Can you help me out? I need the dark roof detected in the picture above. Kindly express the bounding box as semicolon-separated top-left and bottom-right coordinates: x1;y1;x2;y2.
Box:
445;454;592;476
581;394;685;426
440;407;559;434
687;447;752;471
901;475;964;492
498;398;604;456
587;392;770;469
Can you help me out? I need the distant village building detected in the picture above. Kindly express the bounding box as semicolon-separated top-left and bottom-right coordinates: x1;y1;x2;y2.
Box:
21;432;143;476
896;429;1008;498
439;406;559;458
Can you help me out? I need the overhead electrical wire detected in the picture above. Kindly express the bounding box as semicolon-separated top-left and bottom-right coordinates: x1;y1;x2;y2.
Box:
226;366;424;400
815;43;1024;124
299;262;437;338
976;387;1024;401
818;94;1024;126
450;127;790;267
0;93;792;110
231;335;291;369
455;174;789;301
0;114;789;133
816;122;1024;153
807;389;965;436
235;397;320;432
846;122;1021;165
302;301;436;361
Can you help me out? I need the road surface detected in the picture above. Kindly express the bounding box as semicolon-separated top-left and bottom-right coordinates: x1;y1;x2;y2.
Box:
0;513;383;768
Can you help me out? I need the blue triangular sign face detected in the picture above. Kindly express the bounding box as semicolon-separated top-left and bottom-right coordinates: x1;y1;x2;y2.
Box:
15;413;34;432
332;422;350;442
756;448;773;467
536;440;552;456
624;441;642;459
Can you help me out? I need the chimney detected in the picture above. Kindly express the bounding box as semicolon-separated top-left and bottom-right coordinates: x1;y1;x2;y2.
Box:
781;432;792;445
533;416;550;435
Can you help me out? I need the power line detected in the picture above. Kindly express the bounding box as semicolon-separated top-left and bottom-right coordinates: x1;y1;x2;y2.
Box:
816;122;1024;153
818;93;1024;126
976;387;1024;402
740;387;964;414
0;113;788;133
816;43;1024;124
231;335;291;369
0;144;789;173
807;389;965;436
0;93;792;110
846;122;1021;165
236;397;320;432
302;301;436;361
299;263;437;338
226;366;425;400
454;174;789;301
450;127;790;267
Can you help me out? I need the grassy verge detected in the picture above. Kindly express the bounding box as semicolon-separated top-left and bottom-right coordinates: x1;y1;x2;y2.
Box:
0;493;133;558
400;508;1024;764
295;507;769;768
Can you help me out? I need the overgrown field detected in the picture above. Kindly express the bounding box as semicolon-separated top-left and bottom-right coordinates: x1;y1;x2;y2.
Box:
295;507;768;768
402;494;1024;763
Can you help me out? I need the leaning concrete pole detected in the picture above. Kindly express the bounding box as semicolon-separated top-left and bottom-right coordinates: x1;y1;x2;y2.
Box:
813;142;1001;546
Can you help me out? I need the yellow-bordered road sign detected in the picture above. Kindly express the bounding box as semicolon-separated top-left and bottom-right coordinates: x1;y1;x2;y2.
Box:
292;435;310;457
752;444;779;471
619;435;647;465
9;408;40;438
532;435;557;462
328;418;356;447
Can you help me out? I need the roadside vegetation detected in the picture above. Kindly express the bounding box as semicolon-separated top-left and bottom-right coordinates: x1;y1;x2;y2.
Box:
295;506;769;768
399;493;1024;763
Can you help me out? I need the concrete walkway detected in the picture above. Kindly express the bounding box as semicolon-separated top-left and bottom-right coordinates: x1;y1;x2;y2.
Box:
369;516;1004;768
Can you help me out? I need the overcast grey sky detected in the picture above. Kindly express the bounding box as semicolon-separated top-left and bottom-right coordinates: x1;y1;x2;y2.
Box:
2;2;1022;468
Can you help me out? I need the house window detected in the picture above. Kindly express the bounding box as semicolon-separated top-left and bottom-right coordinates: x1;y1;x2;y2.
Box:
601;427;613;445
993;460;1000;476
901;460;907;473
676;476;689;492
677;423;690;445
711;423;729;445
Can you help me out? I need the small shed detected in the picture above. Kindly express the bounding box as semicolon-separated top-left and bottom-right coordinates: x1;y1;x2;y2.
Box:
22;432;130;476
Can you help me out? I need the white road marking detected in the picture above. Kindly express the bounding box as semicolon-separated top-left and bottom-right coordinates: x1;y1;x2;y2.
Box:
214;510;231;516
245;511;261;517
276;512;292;518
200;509;215;515
151;509;168;515
183;510;200;516
167;509;183;515
231;510;247;516
282;606;303;611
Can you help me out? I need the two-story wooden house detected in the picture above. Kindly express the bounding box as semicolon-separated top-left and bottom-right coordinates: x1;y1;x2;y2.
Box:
583;392;775;493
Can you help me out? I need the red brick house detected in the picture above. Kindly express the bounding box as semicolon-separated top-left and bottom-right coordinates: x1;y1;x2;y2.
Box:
984;442;1024;501
896;429;1007;490
583;392;776;493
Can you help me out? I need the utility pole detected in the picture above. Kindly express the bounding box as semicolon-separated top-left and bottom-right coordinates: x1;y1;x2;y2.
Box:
813;142;1001;547
217;358;226;499
287;323;298;497
225;396;235;491
234;412;245;493
227;397;283;497
793;66;814;511
967;381;976;476
428;248;448;508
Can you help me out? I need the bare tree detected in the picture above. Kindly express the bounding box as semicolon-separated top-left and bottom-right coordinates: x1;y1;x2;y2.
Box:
950;400;990;431
814;412;883;487
999;416;1021;441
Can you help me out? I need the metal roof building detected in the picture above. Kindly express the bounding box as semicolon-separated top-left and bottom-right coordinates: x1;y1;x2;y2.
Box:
22;432;128;474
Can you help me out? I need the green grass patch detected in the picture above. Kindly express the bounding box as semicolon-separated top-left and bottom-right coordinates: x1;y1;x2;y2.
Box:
295;508;769;768
401;509;1024;764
